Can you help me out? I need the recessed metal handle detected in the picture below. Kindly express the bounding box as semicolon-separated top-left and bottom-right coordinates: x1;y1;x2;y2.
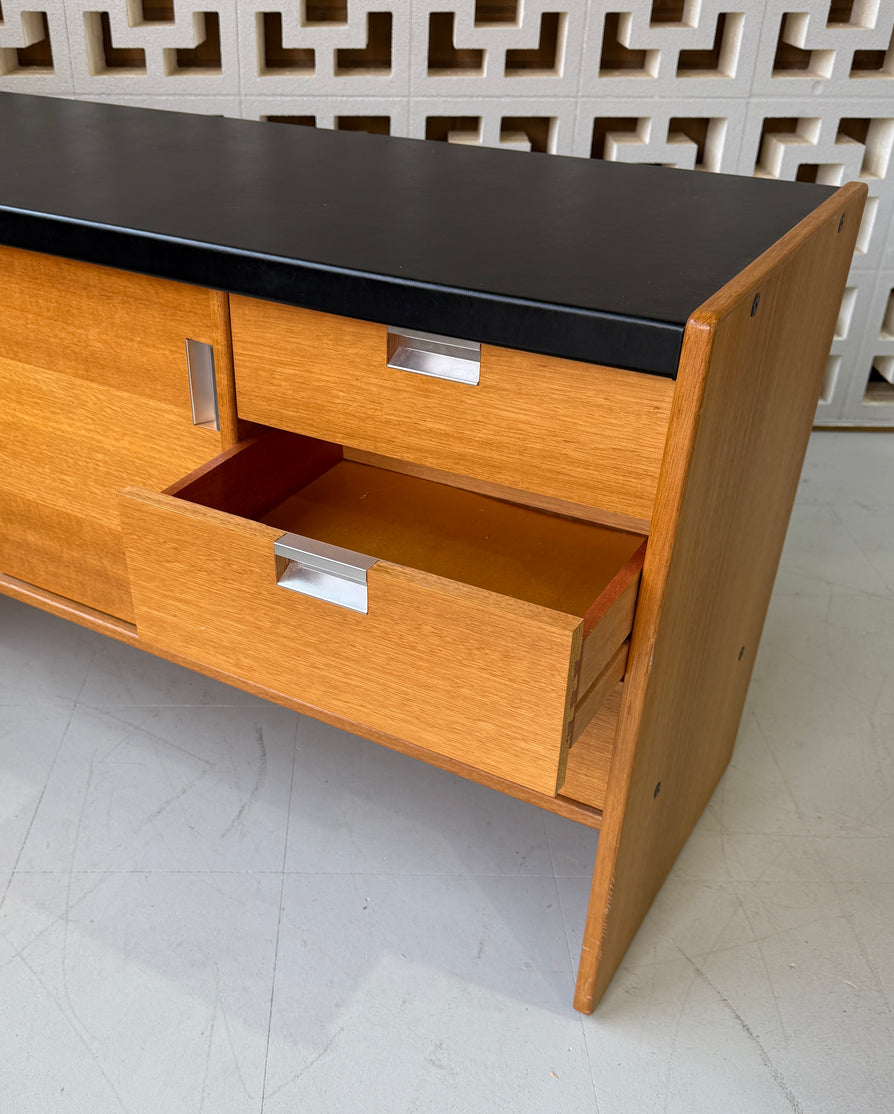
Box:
274;533;377;613
185;339;220;431
387;327;480;385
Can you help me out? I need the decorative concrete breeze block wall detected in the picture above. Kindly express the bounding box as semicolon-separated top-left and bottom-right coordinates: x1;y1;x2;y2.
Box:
1;0;892;425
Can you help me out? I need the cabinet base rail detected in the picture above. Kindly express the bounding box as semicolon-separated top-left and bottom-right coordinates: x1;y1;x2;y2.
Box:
0;570;605;832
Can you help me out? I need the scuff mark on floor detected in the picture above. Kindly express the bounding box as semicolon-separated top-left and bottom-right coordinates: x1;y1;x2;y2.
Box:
222;723;268;838
678;947;805;1114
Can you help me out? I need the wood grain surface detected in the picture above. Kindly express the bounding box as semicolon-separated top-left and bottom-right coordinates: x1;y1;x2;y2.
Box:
3;197;854;1014
572;182;867;1012
146;430;641;767
120;420;646;796
121;484;588;796
578;572;641;695
228;297;675;520
0;570;605;828
344;448;652;535
165;427;344;514
560;683;622;811
571;642;629;746
260;458;645;617
0;245;236;619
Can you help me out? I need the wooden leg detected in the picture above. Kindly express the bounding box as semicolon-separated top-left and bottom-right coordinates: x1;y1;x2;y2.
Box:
572;725;739;1014
573;847;612;1013
571;732;737;1014
570;185;865;1014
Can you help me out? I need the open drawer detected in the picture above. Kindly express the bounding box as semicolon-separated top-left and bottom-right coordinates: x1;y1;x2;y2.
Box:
120;429;645;797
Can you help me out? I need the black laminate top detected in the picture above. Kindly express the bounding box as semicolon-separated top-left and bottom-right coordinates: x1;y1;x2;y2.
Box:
0;93;837;378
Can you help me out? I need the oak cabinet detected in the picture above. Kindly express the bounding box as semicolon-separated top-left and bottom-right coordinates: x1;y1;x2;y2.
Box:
0;92;865;1012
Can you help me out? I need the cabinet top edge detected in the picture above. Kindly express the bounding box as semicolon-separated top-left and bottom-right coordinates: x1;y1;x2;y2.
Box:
0;93;837;379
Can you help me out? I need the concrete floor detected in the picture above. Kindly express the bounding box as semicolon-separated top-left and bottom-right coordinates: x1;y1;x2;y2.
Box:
0;430;892;1113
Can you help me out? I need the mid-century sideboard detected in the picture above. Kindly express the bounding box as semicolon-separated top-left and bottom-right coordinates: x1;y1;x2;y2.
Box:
0;92;864;1011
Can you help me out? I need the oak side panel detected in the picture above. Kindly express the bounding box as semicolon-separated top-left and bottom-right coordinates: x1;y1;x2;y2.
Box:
229;297;675;521
0;246;236;619
573;182;867;1012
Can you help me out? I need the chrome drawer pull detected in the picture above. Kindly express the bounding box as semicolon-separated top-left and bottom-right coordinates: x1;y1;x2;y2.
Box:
185;339;220;431
273;533;377;614
387;326;480;385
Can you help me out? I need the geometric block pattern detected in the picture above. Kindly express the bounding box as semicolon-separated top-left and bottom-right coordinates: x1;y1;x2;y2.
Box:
742;104;894;267
0;0;73;90
65;0;241;94
580;1;766;97
409;0;587;96
837;269;894;420
862;279;894;397
576;98;749;173
754;0;894;96
0;0;892;423
238;0;411;96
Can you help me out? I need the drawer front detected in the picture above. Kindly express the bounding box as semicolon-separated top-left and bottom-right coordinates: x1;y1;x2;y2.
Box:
229;297;675;523
120;487;584;797
0;246;236;620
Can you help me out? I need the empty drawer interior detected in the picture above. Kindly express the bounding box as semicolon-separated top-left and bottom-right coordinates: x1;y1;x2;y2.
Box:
168;428;646;623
